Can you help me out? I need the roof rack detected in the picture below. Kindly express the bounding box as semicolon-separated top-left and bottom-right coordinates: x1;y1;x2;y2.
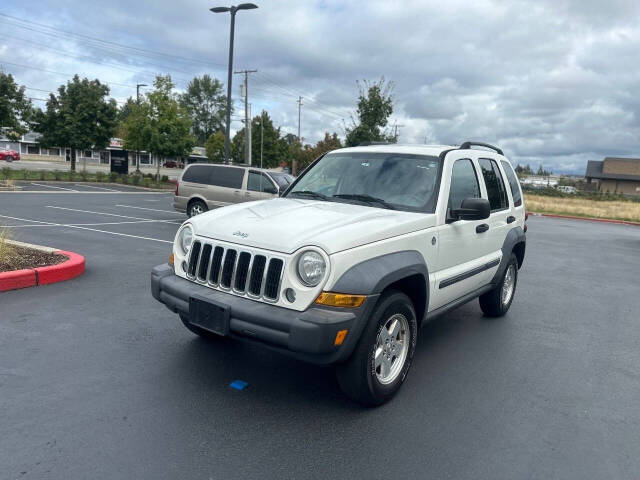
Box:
459;141;503;156
358;141;392;146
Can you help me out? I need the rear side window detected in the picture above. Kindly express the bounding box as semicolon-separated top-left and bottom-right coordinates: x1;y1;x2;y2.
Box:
209;166;244;189
247;171;276;193
479;158;508;211
448;159;480;210
182;165;211;184
501;160;522;207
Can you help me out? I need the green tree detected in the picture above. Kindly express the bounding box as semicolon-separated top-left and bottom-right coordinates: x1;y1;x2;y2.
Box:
205;131;225;163
180;74;227;145
122;75;195;176
0;72;33;139
345;77;395;147
232;110;287;168
34;75;117;171
117;97;137;124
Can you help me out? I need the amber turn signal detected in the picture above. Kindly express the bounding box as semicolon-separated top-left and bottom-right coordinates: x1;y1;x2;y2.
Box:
334;329;348;346
315;292;366;308
169;252;174;265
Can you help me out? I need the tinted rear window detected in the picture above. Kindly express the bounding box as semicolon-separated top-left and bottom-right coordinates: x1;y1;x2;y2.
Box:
479;158;508;211
182;165;211;184
501;160;523;207
209;166;244;188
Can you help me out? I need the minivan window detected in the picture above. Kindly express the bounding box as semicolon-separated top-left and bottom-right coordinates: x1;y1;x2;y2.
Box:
479;158;508;211
248;171;276;193
209;166;244;189
182;165;212;184
501;160;523;207
448;159;480;210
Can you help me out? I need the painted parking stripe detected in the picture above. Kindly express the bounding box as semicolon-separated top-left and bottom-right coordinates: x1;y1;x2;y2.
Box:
115;204;182;214
1;219;177;228
0;214;172;243
45;205;182;224
75;184;119;192
30;183;79;191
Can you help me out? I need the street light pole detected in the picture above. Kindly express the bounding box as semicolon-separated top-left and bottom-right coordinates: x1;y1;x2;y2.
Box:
211;3;258;164
135;83;147;173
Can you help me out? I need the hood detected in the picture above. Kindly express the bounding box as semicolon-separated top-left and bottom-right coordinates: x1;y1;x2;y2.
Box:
188;198;436;254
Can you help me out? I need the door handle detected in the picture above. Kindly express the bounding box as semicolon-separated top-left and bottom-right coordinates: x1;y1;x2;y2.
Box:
476;223;489;233
245;192;251;196
233;190;240;195
507;215;516;224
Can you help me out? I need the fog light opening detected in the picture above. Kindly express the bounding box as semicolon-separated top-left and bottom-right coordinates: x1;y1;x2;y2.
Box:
284;288;296;303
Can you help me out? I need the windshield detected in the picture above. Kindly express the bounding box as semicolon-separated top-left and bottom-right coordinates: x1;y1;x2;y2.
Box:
286;152;440;212
268;172;293;188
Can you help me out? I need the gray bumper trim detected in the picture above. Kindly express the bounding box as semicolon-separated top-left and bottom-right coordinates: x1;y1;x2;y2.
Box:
151;264;377;364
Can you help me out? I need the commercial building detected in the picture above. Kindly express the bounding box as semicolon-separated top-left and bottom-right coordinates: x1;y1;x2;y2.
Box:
585;157;640;195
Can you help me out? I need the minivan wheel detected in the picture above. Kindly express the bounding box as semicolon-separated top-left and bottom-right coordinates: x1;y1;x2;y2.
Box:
5;156;13;162
479;253;518;317
188;200;207;217
336;290;417;406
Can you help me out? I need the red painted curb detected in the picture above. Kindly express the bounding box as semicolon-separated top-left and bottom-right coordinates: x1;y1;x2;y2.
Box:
529;212;640;226
35;251;85;285
0;250;85;292
0;268;37;292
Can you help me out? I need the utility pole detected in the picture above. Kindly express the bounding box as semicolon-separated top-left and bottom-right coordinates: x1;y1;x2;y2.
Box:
393;123;404;141
293;96;303;176
260;113;264;170
135;83;147;173
234;69;257;165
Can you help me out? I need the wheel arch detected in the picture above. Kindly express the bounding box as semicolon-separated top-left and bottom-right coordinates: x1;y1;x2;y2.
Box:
491;226;526;284
331;251;429;324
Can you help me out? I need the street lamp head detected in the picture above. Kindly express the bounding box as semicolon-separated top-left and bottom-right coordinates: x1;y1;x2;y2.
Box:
210;6;231;13
137;83;148;87
236;3;258;10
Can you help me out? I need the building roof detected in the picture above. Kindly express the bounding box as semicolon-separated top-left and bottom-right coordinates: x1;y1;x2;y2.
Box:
585;159;640;181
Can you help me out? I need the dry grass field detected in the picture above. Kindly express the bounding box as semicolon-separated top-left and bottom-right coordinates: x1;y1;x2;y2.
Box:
524;194;640;223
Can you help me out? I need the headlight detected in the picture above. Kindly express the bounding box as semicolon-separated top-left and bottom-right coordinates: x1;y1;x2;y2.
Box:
297;250;326;286
177;225;194;254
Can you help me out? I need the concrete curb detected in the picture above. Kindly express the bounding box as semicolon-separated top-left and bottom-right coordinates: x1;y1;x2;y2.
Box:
528;212;640;227
0;242;85;292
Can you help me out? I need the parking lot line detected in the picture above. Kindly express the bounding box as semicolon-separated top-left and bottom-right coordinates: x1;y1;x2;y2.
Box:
75;184;119;192
1;219;177;228
45;205;183;224
115;204;183;214
30;183;79;192
0;214;173;243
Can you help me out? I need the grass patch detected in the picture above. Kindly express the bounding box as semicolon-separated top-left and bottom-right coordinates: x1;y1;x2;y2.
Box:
525;194;640;223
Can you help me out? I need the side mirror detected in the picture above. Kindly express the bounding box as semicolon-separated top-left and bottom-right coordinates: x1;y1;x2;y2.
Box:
450;197;490;221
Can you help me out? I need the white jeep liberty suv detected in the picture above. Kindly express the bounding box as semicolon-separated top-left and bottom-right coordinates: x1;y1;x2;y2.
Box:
151;142;526;405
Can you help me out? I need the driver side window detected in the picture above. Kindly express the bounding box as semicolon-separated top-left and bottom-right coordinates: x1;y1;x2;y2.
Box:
448;159;480;210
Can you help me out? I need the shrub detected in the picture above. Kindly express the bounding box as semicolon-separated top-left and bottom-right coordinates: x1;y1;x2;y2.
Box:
160;175;169;183
109;172;118;183
1;167;10;180
69;171;77;182
38;171;46;181
79;170;89;181
20;169;29;180
131;175;141;186
53;170;63;181
141;178;152;188
95;171;105;182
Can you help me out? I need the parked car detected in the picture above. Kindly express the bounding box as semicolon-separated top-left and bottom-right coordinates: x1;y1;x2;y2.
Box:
164;160;184;168
557;185;577;194
0;149;20;162
152;142;526;405
173;164;281;217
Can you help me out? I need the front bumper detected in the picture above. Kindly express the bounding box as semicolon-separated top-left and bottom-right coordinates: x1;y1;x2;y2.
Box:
151;264;377;365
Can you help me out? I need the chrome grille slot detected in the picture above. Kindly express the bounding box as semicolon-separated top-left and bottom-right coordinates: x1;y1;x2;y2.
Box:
234;252;251;292
248;255;266;296
187;241;202;277
220;249;237;288
209;246;224;284
185;240;284;303
264;258;284;300
197;244;212;281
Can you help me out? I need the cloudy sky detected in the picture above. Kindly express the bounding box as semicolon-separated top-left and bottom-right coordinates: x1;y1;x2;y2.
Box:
1;0;639;173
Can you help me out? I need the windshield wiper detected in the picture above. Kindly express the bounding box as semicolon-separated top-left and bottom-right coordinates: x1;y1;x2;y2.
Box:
332;194;396;210
288;190;331;201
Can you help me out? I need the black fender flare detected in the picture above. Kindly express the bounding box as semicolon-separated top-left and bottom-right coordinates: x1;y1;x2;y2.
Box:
491;226;526;284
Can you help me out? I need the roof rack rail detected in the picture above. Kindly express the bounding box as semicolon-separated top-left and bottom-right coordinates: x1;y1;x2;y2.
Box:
459;141;503;156
358;141;391;146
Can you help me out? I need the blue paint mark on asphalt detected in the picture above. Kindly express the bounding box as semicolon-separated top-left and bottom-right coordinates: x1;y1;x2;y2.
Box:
230;380;249;391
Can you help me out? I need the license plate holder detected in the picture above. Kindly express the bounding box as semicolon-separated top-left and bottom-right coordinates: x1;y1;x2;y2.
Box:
189;295;230;336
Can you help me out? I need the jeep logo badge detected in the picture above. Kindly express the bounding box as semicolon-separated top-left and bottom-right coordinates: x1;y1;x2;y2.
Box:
233;231;249;238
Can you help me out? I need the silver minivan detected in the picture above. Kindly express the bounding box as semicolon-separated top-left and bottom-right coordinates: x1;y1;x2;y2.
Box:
174;163;293;217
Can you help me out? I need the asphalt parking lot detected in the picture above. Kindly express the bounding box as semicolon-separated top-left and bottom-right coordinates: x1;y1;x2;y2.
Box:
1;190;639;479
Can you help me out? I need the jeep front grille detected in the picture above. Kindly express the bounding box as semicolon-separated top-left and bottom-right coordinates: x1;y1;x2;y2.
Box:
186;240;284;301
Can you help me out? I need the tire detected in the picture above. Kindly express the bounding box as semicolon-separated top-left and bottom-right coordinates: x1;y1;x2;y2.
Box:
187;199;207;217
479;253;518;317
5;156;13;162
179;313;225;340
336;290;418;406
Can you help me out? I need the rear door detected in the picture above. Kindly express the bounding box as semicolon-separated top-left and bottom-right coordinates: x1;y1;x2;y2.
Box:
180;164;214;203
203;166;246;206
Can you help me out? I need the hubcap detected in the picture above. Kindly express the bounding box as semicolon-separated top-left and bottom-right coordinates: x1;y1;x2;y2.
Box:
191;204;203;216
501;264;516;306
374;313;409;385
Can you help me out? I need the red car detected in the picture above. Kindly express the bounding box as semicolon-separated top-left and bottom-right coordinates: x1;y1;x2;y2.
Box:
0;149;20;162
163;160;184;168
